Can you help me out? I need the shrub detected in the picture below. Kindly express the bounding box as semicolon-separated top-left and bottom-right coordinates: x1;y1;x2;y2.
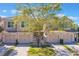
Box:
76;43;79;45
28;47;56;56
0;26;3;32
30;42;51;48
64;45;74;53
64;45;79;56
3;46;15;56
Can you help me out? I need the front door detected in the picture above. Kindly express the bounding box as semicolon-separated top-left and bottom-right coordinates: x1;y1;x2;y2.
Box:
60;39;64;44
74;37;77;42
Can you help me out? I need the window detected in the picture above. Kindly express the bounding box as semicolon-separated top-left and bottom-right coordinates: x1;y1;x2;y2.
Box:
21;21;26;27
8;21;14;27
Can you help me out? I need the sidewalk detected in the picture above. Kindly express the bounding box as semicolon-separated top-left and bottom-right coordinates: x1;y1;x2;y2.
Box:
9;44;30;56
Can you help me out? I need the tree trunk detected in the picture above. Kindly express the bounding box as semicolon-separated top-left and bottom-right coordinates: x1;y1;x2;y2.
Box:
33;32;46;47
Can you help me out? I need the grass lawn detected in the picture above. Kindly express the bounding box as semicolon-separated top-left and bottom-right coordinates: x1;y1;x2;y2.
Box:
28;47;56;56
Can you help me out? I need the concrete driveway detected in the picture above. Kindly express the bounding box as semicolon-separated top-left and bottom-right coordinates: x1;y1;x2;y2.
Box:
53;45;72;56
9;44;30;56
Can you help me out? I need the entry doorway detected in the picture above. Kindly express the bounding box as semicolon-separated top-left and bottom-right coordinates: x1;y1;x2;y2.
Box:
74;37;77;42
60;39;64;44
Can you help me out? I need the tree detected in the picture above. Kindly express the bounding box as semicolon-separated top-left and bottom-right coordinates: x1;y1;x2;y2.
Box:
15;3;61;47
12;3;79;46
15;3;61;31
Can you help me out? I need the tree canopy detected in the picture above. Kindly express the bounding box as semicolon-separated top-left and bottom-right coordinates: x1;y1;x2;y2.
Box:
12;3;78;32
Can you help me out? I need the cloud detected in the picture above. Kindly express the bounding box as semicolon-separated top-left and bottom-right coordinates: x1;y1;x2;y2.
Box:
11;10;22;14
2;10;7;13
56;13;79;24
56;14;65;17
56;14;79;21
68;16;79;25
0;15;7;18
18;10;22;13
2;9;21;15
11;10;18;14
68;16;79;21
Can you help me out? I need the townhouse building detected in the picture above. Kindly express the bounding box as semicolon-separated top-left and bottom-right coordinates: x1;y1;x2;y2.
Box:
0;16;78;44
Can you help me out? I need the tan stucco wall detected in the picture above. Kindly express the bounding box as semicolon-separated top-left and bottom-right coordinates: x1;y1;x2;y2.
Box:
3;31;17;43
47;31;75;44
0;33;2;41
2;31;33;44
17;32;33;43
0;31;77;44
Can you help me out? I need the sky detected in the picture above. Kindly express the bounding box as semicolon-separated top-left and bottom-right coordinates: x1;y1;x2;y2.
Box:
0;3;79;24
0;3;16;17
59;3;79;25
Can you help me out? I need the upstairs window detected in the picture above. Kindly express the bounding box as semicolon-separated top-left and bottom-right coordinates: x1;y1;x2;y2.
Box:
21;21;26;27
8;21;14;27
